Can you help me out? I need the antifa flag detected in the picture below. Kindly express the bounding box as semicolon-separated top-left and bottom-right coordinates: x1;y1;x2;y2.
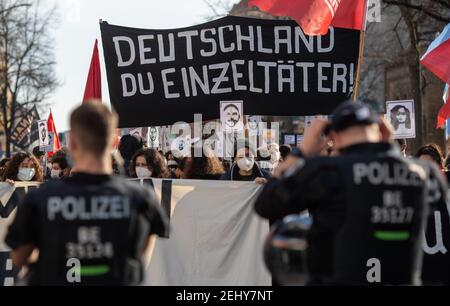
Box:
101;16;360;128
10;105;40;150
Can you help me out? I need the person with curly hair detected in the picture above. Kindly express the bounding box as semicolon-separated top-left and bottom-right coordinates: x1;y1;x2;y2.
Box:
180;147;225;180
0;158;11;179
3;152;44;184
129;148;171;179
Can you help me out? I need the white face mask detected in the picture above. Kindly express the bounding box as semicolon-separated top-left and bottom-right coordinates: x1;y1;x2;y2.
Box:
18;168;36;182
51;169;62;179
136;167;152;179
237;157;255;172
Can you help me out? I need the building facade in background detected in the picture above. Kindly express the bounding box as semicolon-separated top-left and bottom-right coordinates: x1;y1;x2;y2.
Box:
230;0;448;154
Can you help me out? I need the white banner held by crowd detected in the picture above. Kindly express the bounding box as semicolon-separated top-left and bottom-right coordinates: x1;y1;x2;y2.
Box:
1;181;270;286
142;179;271;286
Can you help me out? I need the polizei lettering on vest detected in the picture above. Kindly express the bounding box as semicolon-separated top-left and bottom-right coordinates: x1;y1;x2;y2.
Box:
47;196;131;221
353;162;423;186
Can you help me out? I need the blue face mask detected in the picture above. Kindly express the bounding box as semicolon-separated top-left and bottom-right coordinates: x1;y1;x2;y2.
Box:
18;168;36;182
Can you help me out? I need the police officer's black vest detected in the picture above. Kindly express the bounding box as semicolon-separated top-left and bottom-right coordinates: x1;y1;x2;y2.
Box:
332;154;428;285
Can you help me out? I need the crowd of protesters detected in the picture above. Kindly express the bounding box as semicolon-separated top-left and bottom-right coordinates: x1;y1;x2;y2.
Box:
3;131;450;186
0;137;289;184
1;101;450;286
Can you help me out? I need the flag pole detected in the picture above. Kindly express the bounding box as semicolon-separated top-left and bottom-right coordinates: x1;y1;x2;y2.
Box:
353;0;369;101
45;108;50;178
44;152;48;178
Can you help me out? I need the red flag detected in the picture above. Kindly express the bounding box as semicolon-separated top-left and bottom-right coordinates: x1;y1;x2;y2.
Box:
248;0;366;36
83;39;102;103
437;85;450;128
47;111;61;157
420;24;450;86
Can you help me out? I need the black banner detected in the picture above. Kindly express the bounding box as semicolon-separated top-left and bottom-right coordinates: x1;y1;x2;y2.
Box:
101;16;360;128
10;105;40;150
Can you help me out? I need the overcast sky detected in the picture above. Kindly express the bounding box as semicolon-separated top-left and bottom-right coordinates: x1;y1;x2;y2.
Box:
43;0;238;131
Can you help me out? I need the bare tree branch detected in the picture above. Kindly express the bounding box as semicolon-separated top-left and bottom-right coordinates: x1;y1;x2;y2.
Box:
383;0;450;22
431;0;450;9
202;0;238;20
202;0;223;18
0;0;59;156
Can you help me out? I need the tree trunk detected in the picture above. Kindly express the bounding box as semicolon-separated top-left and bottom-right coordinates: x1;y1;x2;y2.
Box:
399;7;424;153
4;125;11;158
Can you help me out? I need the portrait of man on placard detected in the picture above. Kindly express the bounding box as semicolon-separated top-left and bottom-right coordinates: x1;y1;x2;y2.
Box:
221;101;244;133
39;122;47;143
386;100;416;139
38;121;49;149
148;127;159;148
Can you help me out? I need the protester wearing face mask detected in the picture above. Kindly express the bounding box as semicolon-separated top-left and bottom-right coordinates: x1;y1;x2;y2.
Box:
256;147;274;173
2;152;44;185
49;156;71;180
129;148;171;179
221;144;271;184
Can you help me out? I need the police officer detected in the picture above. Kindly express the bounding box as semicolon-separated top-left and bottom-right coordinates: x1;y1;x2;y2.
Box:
254;101;448;285
5;102;169;286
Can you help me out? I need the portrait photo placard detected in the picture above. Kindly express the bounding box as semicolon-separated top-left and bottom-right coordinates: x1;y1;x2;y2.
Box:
38;120;49;150
221;101;244;133
148;127;160;149
386;100;416;139
247;115;262;137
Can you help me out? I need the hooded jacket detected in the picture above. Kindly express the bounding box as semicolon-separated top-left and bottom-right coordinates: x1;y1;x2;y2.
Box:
221;161;271;181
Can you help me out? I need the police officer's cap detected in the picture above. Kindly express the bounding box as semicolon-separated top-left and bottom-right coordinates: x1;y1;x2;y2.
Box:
327;100;380;134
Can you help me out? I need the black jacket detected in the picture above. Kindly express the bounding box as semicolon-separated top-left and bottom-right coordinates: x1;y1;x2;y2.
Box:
221;162;271;181
6;173;169;286
255;142;449;285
